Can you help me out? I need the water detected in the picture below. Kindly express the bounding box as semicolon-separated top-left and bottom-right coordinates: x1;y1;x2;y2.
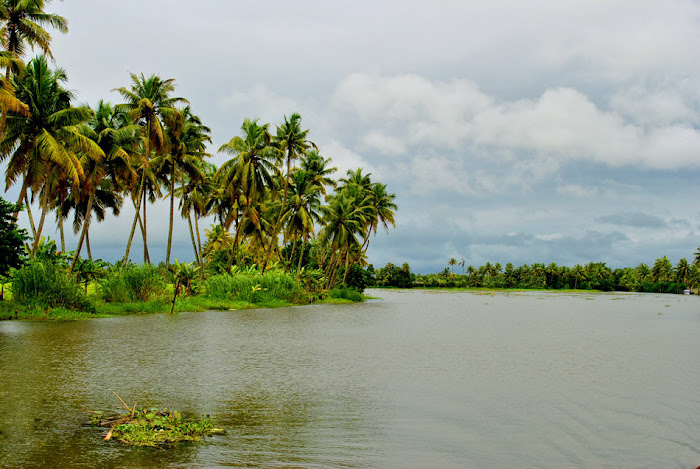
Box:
0;290;698;468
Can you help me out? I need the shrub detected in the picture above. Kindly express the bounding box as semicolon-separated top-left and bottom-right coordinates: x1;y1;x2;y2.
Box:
328;287;363;302
204;270;306;304
11;260;95;312
101;264;165;302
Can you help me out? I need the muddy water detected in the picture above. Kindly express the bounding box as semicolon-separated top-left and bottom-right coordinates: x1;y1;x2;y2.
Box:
0;290;698;468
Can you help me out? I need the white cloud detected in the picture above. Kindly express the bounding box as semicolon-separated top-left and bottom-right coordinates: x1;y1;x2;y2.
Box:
557;184;599;198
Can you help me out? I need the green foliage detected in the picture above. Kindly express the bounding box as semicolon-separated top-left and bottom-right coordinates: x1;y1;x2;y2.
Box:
0;197;28;276
171;258;200;296
97;407;223;446
328;287;363;302
375;262;413;288
342;264;374;292
10;260;95;312
204;268;306;304
100;263;165;302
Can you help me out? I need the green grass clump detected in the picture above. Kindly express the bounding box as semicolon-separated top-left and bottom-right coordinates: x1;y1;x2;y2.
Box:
328;287;364;302
204;270;307;304
10;261;96;313
101;264;165;302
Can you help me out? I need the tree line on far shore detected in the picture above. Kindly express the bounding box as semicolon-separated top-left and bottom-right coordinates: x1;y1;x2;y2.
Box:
369;253;700;293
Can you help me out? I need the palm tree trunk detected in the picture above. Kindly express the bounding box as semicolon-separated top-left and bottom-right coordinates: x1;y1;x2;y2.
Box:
195;213;203;264
142;188;150;264
325;250;341;289
58;211;65;252
86;231;93;261
187;212;200;264
346;229;372;280
288;237;297;266
123;175;146;263
30;190;50;256
12;179;37;237
166;167;176;266
297;235;308;275
71;195;94;270
341;249;354;285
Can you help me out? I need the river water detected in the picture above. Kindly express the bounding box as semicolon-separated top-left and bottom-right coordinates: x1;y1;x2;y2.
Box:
0;289;698;468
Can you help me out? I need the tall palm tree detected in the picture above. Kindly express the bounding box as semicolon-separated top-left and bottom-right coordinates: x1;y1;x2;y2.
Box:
1;56;102;255
177;160;214;265
217;118;280;263
319;191;373;288
0;0;67;141
263;113;314;271
114;73;187;263
156;106;210;266
66;101;139;269
300;149;336;196
282;168;323;273
674;258;691;286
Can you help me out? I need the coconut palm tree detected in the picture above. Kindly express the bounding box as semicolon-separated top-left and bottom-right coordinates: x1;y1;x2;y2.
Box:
217;118;280;263
282;168;324;273
319;190;373;288
262;113;314;271
114;73;187;263
177;160;215;265
300;149;336;196
155;106;210;266
1;56;102;255
0;0;67;141
65;102;140;269
674;258;691;286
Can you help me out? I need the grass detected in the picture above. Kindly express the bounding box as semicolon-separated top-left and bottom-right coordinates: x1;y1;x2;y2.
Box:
1;265;367;321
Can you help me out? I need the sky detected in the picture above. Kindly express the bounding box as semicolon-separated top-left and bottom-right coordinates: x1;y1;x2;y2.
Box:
2;0;699;273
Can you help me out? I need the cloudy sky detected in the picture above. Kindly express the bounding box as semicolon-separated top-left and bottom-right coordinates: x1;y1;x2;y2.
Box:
3;0;699;273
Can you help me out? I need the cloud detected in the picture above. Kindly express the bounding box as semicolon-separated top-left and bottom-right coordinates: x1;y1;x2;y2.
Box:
597;212;667;229
331;73;700;176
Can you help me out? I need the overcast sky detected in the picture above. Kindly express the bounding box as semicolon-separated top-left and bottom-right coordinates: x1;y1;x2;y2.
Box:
2;0;699;273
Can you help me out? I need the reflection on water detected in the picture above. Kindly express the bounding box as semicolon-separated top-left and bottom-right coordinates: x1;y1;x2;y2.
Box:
0;290;699;468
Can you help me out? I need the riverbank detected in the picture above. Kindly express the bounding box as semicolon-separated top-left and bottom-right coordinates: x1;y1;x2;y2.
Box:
0;282;364;321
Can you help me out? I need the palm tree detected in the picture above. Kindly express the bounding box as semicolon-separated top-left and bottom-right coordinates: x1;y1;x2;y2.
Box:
0;0;67;141
177;160;214;265
65;101;140;269
156;106;210;266
282;168;324;273
300;149;336;196
114;73;187;263
651;256;673;283
570;264;587;289
262;113;314;271
674;258;691;286
319;191;373;288
1;56;102;255
217;118;280;264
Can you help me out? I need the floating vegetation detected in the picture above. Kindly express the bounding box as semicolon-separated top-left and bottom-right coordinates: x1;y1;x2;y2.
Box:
91;392;224;446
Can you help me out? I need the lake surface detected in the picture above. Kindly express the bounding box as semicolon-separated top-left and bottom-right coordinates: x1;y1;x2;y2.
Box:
0;289;698;468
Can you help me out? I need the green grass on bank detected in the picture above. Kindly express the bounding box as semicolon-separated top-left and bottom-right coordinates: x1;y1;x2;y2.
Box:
0;280;370;321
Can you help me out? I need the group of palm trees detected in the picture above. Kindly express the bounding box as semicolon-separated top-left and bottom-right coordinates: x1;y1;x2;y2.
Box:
0;0;397;289
431;254;700;291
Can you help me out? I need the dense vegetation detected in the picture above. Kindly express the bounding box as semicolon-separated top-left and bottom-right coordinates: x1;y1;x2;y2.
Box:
0;0;397;318
371;254;700;293
0;2;696;322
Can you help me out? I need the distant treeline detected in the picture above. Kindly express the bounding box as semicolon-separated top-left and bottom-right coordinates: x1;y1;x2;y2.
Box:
366;256;700;293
